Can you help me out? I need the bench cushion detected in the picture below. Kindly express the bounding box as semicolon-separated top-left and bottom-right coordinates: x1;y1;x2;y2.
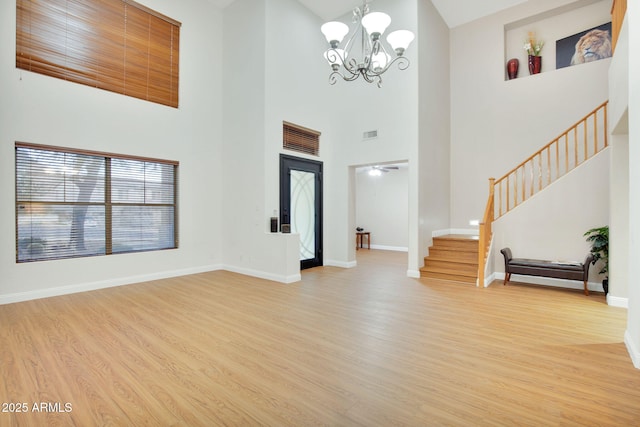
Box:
509;258;584;272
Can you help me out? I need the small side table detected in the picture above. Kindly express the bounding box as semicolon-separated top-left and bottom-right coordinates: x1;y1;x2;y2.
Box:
356;231;371;250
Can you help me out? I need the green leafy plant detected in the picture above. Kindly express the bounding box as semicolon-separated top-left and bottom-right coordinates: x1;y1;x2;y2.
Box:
584;226;608;276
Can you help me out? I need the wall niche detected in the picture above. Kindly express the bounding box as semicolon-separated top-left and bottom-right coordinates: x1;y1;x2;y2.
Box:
503;0;611;81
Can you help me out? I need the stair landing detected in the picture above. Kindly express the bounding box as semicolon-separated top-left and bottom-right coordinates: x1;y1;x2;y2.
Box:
420;235;479;284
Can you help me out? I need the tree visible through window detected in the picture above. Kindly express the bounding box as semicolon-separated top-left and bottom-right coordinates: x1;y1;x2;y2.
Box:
15;143;178;262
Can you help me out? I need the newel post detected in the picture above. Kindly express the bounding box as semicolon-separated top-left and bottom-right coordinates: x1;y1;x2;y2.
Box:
477;178;496;288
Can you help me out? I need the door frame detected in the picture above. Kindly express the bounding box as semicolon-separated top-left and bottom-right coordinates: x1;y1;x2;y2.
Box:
279;154;323;269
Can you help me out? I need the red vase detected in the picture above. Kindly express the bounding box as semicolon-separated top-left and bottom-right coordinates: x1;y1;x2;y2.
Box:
528;55;542;75
506;58;519;79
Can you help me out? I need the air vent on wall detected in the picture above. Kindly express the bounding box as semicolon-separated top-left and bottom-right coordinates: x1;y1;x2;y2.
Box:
363;130;378;141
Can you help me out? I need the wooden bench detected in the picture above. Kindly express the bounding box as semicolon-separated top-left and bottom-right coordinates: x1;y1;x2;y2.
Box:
500;248;594;295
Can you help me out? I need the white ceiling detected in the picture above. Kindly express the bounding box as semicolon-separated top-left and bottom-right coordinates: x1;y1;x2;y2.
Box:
430;0;529;28
206;0;531;28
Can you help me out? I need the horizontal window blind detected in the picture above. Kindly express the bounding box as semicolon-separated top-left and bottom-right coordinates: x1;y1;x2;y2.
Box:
110;159;176;253
16;0;180;108
283;121;321;156
16;142;178;262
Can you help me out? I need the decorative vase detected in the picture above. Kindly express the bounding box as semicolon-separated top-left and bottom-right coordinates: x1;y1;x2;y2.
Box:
506;58;519;79
528;55;542;75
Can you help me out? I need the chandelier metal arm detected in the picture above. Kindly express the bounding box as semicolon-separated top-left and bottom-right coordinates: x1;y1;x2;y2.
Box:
325;47;410;88
368;55;410;76
321;0;413;87
361;71;383;88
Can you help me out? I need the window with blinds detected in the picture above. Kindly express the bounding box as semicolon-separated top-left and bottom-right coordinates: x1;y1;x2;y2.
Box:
16;0;181;108
283;121;321;156
15;143;178;263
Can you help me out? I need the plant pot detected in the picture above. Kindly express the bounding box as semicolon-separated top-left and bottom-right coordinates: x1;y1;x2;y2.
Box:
528;55;542;75
603;278;608;295
506;58;519;79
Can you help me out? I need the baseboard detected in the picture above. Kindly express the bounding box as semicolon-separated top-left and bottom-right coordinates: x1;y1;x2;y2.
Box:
607;295;629;308
222;265;301;284
495;272;604;294
624;330;640;369
482;272;498;288
407;269;421;278
324;259;357;268
0;264;224;305
370;244;408;252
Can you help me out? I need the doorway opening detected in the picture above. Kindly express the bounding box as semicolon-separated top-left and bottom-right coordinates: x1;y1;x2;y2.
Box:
354;161;409;253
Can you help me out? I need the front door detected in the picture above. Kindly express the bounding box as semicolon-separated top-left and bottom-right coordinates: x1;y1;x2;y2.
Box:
280;154;323;269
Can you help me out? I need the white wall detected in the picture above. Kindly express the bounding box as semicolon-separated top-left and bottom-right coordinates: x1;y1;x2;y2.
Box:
625;0;640;368
0;0;224;303
356;166;409;250
450;0;611;276
608;8;630;304
221;0;301;283
264;0;333;275
418;0;451;260
608;134;629;301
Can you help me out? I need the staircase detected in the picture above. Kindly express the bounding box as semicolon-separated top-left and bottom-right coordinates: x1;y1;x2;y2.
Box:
477;101;609;286
420;235;478;283
418;102;608;285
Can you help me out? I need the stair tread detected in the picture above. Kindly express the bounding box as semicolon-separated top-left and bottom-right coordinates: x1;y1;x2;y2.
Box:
424;254;478;264
433;234;479;241
430;242;478;250
420;270;477;283
430;243;478;248
420;266;477;277
429;246;478;256
429;244;478;249
424;258;478;270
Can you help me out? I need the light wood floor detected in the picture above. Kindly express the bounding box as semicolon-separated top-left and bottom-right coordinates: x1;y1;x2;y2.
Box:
1;250;639;426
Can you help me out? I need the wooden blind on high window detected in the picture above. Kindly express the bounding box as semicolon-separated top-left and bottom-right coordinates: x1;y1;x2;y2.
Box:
16;0;180;108
283;121;321;156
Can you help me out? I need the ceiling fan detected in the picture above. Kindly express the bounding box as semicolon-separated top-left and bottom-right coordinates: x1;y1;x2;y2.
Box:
369;165;399;176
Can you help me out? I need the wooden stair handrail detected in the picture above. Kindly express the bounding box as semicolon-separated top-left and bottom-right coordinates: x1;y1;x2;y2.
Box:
611;0;627;53
477;101;608;286
495;102;608;185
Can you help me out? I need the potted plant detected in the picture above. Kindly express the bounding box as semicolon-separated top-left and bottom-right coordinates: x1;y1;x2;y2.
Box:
584;226;609;294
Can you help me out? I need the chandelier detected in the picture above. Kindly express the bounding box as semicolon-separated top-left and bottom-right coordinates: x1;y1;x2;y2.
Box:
320;1;415;87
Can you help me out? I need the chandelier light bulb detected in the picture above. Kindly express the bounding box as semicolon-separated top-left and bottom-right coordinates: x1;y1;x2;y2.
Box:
387;30;415;55
361;12;391;39
321;21;349;47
